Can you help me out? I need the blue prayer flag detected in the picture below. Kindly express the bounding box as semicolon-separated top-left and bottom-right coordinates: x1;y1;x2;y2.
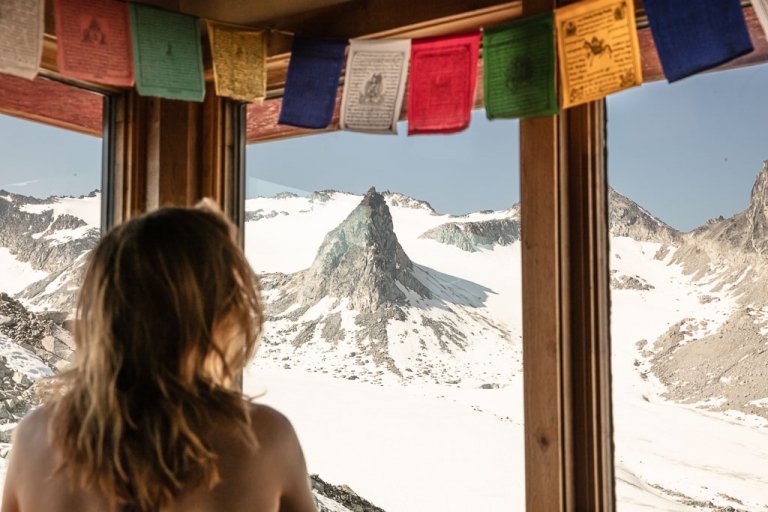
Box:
278;36;348;129
643;0;753;82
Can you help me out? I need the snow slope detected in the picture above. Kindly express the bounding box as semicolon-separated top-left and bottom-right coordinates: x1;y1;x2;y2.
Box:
244;193;768;512
0;249;47;294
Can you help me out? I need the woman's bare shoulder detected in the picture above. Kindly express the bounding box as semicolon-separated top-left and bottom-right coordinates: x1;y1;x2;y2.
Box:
246;403;298;444
12;405;52;451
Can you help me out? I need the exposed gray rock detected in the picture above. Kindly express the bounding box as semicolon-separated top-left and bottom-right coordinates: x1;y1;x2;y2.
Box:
311;474;386;512
0;191;97;314
382;191;436;213
610;271;654;291
0;293;73;370
608;187;680;243
419;216;520;252
689;161;768;256
298;188;431;312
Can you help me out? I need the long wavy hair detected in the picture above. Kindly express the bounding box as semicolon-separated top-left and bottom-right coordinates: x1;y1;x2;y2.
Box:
46;201;263;512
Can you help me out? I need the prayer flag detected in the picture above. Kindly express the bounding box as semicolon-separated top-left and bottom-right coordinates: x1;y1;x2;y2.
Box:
407;32;480;135
0;0;44;79
207;21;266;103
340;39;411;134
754;1;768;41
278;36;347;129
643;0;753;82
555;0;642;109
129;4;205;102
484;13;557;120
53;0;134;86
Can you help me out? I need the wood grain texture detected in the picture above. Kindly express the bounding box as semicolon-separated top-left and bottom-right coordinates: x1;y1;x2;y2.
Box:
111;88;242;223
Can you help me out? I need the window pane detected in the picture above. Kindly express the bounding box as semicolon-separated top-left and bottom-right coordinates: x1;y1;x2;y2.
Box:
0;81;103;488
244;110;524;511
608;65;768;510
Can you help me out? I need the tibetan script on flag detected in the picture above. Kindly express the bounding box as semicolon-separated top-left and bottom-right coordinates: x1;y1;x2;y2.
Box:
130;4;205;102
207;21;266;103
54;0;133;86
341;39;410;134
555;0;642;109
0;0;44;79
407;32;480;135
484;13;557;120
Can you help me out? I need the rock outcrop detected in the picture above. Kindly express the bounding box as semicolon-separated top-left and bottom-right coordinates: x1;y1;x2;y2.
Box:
419;216;520;252
298;187;431;312
608;187;680;243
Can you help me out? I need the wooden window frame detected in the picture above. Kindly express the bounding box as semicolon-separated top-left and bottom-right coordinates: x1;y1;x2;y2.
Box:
24;1;768;510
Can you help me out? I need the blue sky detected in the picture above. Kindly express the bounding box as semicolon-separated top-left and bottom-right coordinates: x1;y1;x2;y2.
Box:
246;110;520;216
607;64;768;232
2;63;768;231
0;116;101;198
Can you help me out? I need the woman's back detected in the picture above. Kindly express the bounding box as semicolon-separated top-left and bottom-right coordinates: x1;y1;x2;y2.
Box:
3;403;316;512
0;204;317;512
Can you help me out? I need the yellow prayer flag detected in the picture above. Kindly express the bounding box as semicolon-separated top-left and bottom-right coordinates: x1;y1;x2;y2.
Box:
207;21;267;103
555;0;642;109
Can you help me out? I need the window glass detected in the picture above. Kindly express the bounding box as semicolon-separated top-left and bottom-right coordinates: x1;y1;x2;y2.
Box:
608;64;768;510
244;110;524;511
0;95;103;486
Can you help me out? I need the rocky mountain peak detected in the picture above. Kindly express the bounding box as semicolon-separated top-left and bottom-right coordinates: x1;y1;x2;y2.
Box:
748;161;768;214
608;187;680;243
693;162;768;256
298;188;431;312
743;161;768;254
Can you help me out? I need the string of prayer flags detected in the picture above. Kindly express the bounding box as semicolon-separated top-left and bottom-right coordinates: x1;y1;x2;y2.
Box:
0;0;44;79
278;36;347;129
340;39;411;134
555;0;642;109
484;13;557;120
53;0;134;87
642;0;753;83
129;3;205;102
753;1;768;41
407;32;480;135
207;21;267;103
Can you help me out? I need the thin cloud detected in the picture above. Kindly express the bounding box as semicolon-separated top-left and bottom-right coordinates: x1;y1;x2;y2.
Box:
4;179;42;187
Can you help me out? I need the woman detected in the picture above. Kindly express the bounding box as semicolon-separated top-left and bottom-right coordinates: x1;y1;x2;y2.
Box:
1;202;317;512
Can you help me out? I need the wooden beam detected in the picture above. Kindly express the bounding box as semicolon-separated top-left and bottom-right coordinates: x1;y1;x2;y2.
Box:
0;73;102;137
261;2;521;96
246;5;768;143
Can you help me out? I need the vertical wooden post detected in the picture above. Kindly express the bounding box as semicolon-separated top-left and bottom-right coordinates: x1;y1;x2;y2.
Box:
520;1;614;510
109;85;244;227
564;100;613;511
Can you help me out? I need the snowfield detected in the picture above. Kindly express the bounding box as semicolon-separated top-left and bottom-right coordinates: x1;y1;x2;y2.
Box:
243;193;768;511
0;190;766;511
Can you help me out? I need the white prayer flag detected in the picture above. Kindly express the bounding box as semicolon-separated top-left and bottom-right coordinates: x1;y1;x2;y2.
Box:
340;39;411;134
0;0;44;79
752;0;768;40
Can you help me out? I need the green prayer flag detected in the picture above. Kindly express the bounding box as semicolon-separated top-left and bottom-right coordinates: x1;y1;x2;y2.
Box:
484;13;557;120
129;4;205;102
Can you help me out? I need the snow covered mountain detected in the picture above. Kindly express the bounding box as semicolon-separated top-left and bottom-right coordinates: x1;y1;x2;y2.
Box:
2;164;768;510
0;190;99;314
254;187;518;387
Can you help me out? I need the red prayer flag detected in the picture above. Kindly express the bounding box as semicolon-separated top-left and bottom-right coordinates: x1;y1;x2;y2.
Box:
53;0;134;86
407;32;481;135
